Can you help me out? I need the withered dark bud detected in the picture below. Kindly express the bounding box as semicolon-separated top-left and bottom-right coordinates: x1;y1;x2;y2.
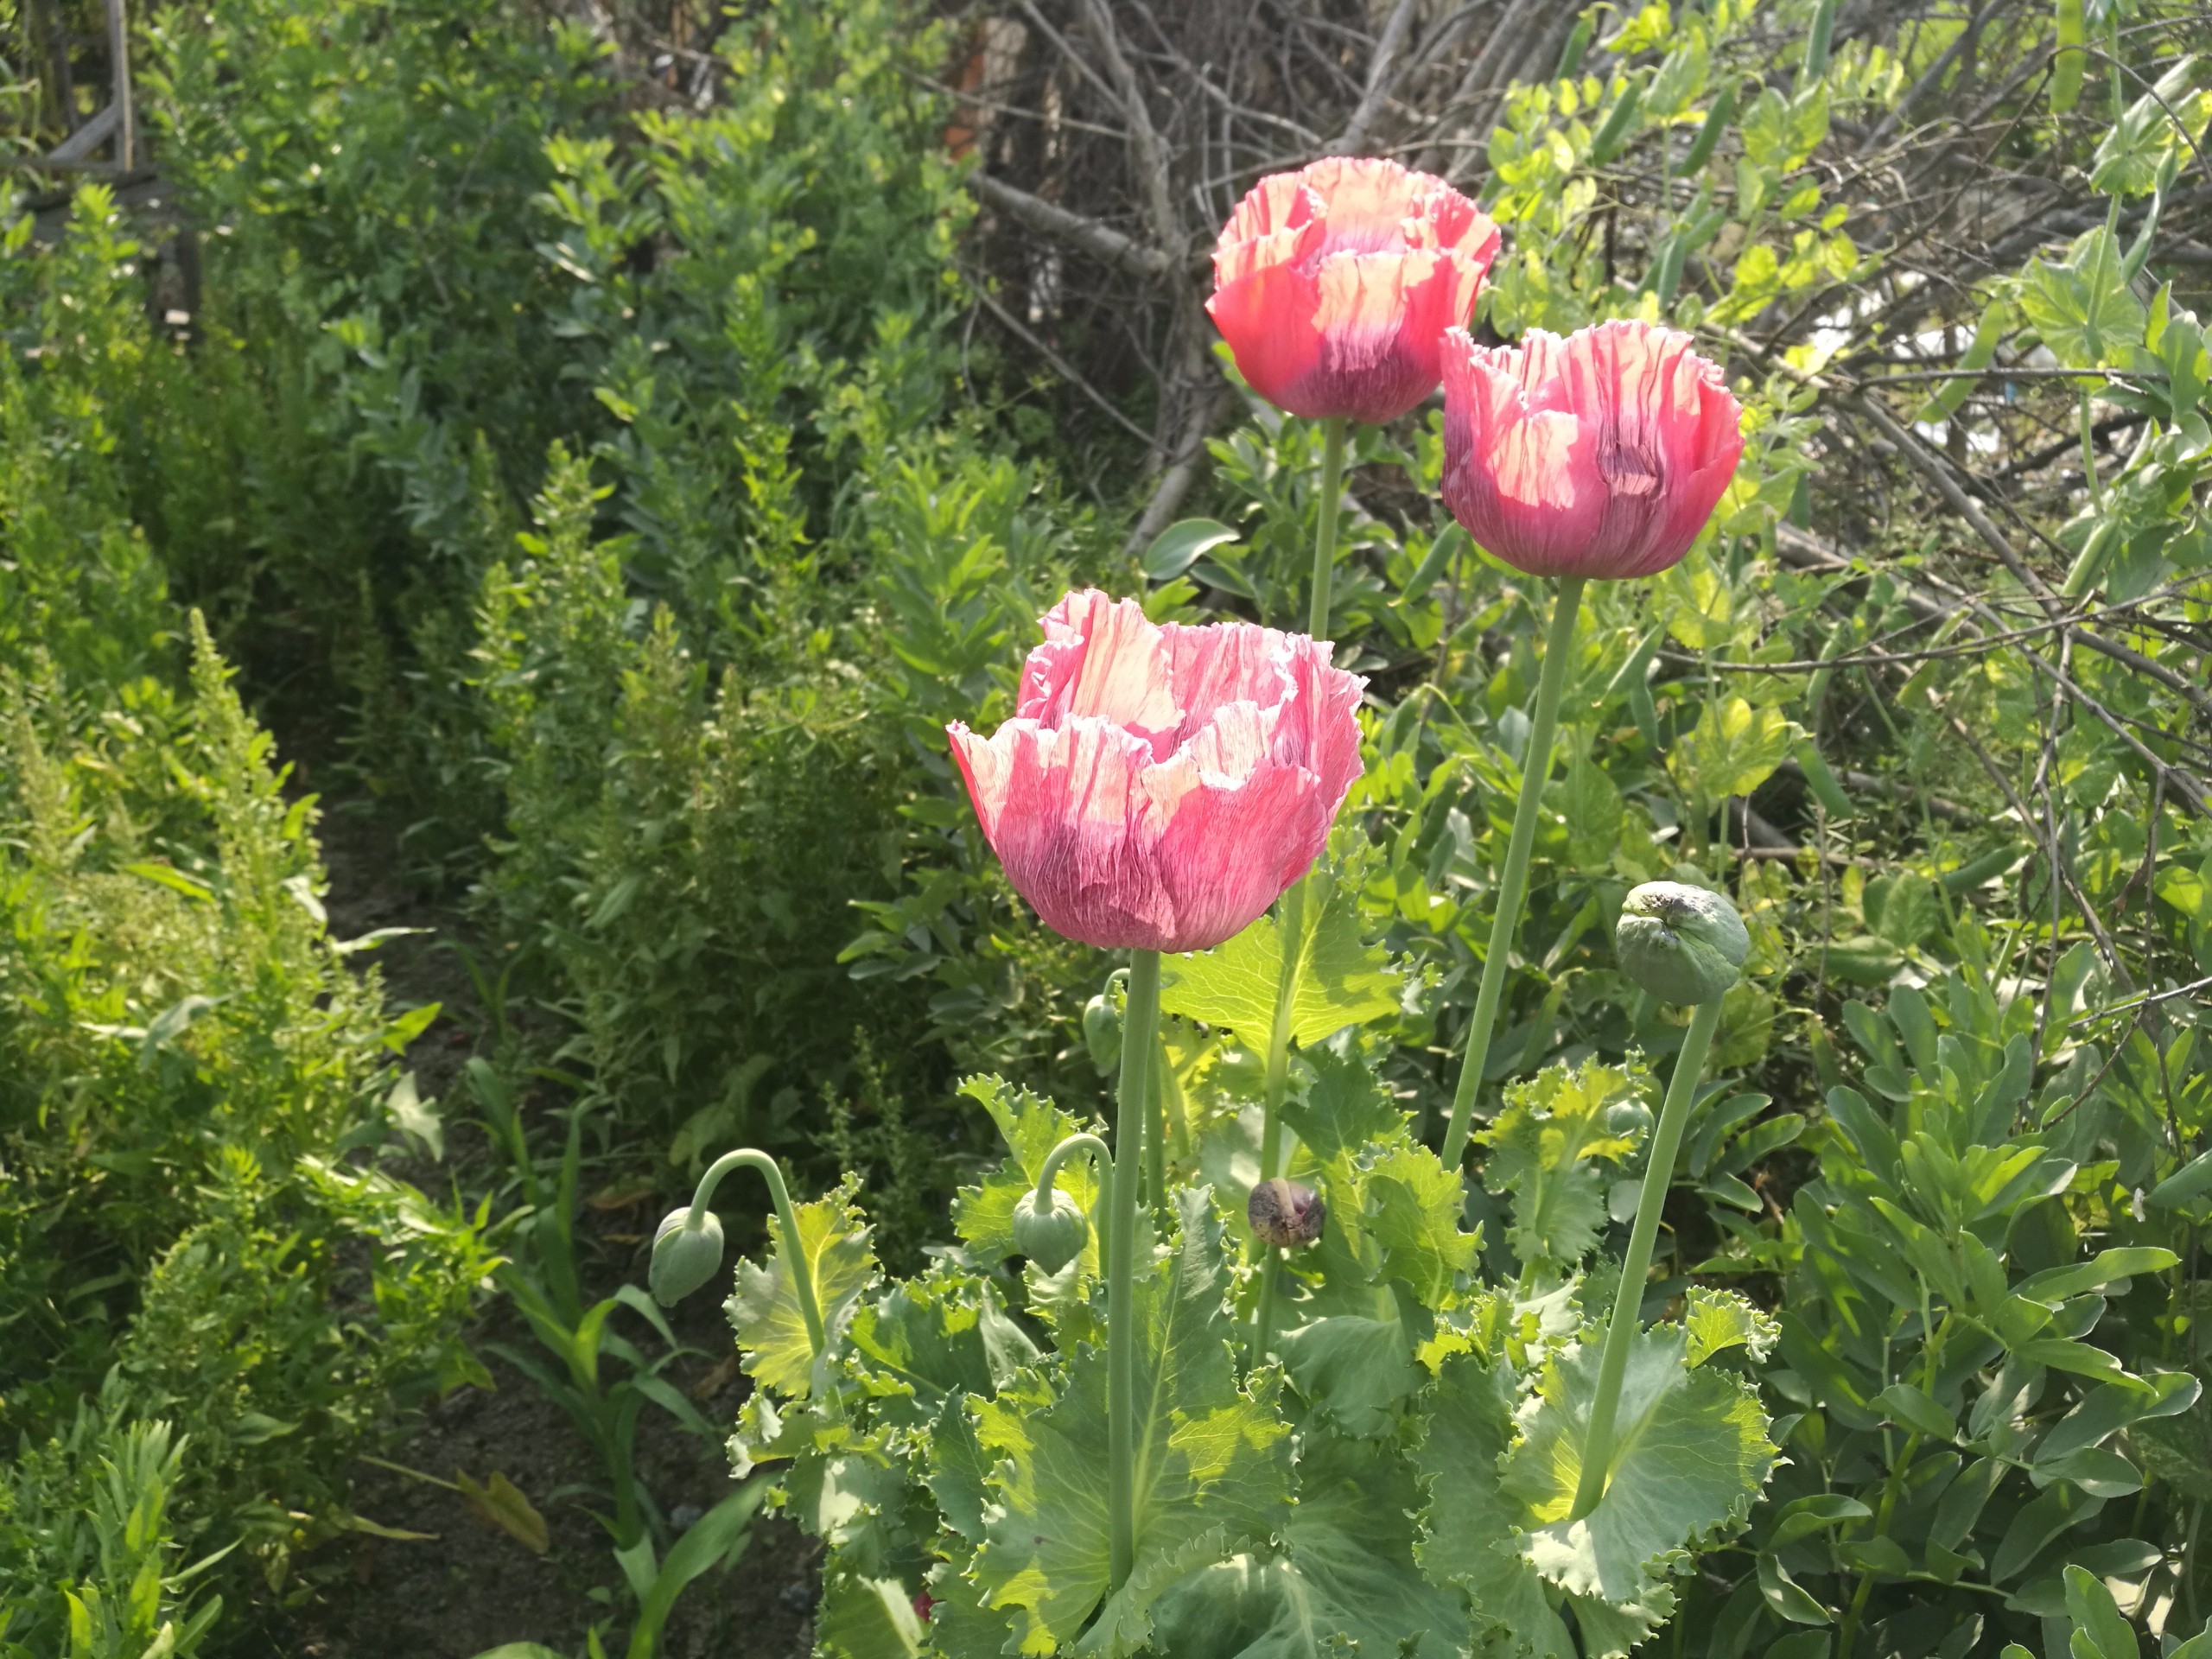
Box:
1248;1178;1325;1249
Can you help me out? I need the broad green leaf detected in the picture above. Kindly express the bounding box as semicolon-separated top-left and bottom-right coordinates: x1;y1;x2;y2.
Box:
1656;550;1736;650
1510;1325;1777;1618
727;1178;878;1398
952;1074;1105;1274
1160;871;1400;1050
1278;1313;1424;1439
1669;696;1803;800
846;1268;1037;1427
2039;1372;2201;1465
2015;1247;2178;1306
925;1544;1024;1659
1562;756;1625;869
1364;1144;1479;1305
1479;1057;1649;1268
1415;1352;1572;1658
2090;59;2212;196
2019;228;2147;371
970;1188;1291;1654
1152;1429;1471;1658
1144;518;1242;581
2063;1564;2136;1659
817;1572;925;1659
1280;1049;1407;1164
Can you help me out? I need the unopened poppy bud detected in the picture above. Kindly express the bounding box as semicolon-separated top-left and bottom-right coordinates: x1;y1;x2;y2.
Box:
649;1206;726;1306
1248;1179;1325;1249
1011;1187;1091;1274
1082;989;1123;1076
1615;881;1748;1005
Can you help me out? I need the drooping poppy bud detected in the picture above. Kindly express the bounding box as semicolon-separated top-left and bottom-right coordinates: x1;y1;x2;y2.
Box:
649;1206;726;1306
1248;1178;1326;1249
948;591;1365;954
1209;157;1501;425
1440;320;1745;581
1614;881;1749;1005
1011;1186;1091;1274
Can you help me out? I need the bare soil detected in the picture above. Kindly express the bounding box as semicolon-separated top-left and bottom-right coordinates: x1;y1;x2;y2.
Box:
267;743;822;1659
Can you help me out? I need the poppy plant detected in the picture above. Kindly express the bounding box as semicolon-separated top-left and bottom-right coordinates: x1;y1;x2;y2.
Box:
1435;321;1744;1170
949;586;1363;1592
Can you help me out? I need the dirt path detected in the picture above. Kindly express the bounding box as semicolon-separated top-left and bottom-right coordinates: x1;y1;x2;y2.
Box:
270;736;821;1659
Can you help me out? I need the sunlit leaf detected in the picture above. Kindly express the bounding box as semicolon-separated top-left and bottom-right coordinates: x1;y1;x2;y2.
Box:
727;1178;878;1398
1160;871;1400;1050
969;1189;1290;1655
1479;1057;1649;1269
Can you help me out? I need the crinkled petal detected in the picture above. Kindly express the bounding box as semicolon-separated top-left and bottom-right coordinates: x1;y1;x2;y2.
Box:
1440;321;1743;581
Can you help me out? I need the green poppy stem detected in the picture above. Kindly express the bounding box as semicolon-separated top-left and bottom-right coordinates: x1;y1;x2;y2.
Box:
1568;995;1723;1522
1310;416;1348;639
1107;947;1161;1592
690;1148;823;1357
1440;575;1587;1170
1033;1133;1112;1210
1252;415;1347;1361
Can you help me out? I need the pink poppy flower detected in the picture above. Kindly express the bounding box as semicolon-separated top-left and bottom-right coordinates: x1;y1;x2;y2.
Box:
1208;157;1501;425
1440;319;1745;581
948;591;1366;953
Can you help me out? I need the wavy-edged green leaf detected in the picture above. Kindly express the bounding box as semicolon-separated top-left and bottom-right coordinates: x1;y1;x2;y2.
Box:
952;1073;1107;1275
726;1177;877;1398
1365;1143;1479;1305
1480;1057;1649;1269
846;1266;1037;1427
1510;1326;1777;1618
1161;870;1400;1049
970;1188;1291;1654
1152;1428;1471;1658
1684;1287;1780;1366
1278;1313;1423;1439
925;1542;1023;1659
1414;1351;1573;1659
2020;228;2148;372
817;1570;925;1659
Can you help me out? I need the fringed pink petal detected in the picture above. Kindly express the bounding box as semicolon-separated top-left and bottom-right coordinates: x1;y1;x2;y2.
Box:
1147;758;1329;951
1440;321;1742;581
1210;158;1498;425
1019;590;1181;753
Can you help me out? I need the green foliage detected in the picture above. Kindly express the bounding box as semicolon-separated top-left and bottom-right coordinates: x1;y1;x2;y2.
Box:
0;626;489;1630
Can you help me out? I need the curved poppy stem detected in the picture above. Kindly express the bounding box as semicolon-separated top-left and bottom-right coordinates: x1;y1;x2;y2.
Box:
1107;948;1161;1592
689;1148;823;1358
1568;996;1722;1522
1440;575;1587;1170
1034;1133;1112;1211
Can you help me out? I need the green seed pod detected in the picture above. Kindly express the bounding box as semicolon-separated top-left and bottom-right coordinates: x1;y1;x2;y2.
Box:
650;1206;726;1306
1248;1179;1325;1250
1614;881;1749;1005
1012;1187;1091;1274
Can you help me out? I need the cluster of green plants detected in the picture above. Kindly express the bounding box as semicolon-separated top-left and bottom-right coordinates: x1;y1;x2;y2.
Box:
0;626;493;1653
0;0;2209;1653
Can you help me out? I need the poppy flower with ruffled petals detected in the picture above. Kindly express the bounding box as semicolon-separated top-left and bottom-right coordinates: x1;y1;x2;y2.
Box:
1208;157;1500;425
1440;319;1745;581
947;591;1365;954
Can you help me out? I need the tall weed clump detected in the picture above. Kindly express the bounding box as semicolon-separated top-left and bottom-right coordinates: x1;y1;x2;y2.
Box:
0;625;492;1638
